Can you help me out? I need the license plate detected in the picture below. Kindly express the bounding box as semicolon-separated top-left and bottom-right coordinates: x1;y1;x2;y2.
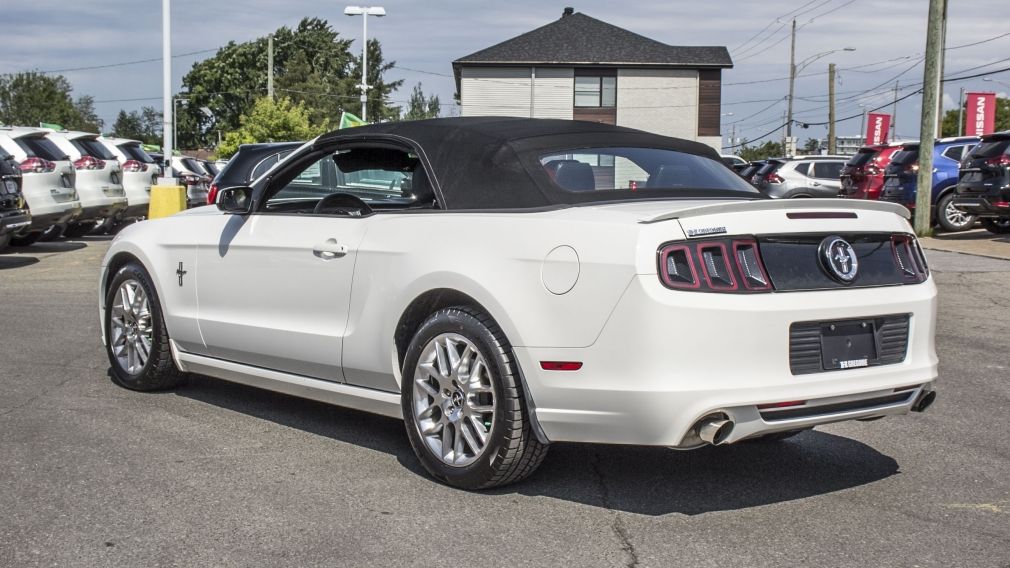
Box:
111;172;120;184
3;180;16;194
821;320;877;370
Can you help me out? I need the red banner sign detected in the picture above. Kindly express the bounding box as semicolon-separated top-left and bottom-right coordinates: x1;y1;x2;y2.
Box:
964;92;996;136
865;113;892;145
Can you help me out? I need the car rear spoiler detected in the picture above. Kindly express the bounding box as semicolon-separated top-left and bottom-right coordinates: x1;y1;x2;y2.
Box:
638;198;911;224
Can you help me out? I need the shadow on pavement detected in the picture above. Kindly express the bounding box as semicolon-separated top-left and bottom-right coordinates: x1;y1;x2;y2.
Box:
175;374;899;516
13;241;88;254
0;255;40;269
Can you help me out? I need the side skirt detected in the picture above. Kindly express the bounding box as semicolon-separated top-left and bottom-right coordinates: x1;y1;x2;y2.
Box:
171;340;403;419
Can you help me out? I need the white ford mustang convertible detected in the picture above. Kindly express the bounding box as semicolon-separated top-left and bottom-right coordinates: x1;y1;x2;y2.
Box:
99;118;937;489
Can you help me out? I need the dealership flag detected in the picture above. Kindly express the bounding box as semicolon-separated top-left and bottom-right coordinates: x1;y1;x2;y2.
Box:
339;112;367;129
865;113;891;145
964;92;996;136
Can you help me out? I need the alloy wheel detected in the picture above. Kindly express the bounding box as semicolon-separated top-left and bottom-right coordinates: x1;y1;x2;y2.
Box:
110;279;153;374
411;333;496;467
944;199;973;228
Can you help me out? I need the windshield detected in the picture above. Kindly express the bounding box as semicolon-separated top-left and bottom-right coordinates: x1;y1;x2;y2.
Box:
539;147;759;196
847;150;878;167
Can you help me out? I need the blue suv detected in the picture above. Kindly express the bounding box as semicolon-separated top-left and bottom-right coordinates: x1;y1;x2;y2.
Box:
880;136;979;232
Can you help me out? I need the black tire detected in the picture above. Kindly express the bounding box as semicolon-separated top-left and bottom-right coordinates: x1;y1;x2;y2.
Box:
981;217;1010;235
0;232;10;252
935;192;976;232
401;306;548;489
63;221;97;239
104;262;187;391
9;231;42;247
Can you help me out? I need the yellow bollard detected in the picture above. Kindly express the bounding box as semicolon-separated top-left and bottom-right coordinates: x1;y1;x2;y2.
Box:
148;184;187;219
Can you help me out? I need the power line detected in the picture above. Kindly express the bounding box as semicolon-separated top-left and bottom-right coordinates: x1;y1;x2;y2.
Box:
38;48;218;74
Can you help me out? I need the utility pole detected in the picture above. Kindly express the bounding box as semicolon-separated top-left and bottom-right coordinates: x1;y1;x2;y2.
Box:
785;18;797;156
859;107;867;141
891;81;899;142
160;0;174;180
267;34;274;100
915;0;945;236
936;0;948;137
956;87;966;135
828;63;837;155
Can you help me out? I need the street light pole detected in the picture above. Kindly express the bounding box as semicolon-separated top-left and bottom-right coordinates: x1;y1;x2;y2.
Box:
786;18;796;155
345;5;386;122
161;0;174;180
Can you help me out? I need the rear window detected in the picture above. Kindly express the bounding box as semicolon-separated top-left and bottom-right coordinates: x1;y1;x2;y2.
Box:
16;137;65;161
846;150;878;167
119;144;155;163
181;157;206;175
755;162;781;176
890;149;919;165
971;140;1010;159
250;150;294;180
539;147;758;194
71;138;116;160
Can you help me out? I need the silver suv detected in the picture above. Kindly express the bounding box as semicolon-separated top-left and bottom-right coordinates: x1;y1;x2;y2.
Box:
760;156;847;199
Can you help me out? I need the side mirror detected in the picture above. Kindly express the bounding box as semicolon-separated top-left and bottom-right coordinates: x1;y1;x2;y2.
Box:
216;186;253;214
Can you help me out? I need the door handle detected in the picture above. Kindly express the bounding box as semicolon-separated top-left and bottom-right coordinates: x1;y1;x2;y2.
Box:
812;181;821;186
313;238;349;259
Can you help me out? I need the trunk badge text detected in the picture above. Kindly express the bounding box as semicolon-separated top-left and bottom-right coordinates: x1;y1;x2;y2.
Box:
687;226;727;237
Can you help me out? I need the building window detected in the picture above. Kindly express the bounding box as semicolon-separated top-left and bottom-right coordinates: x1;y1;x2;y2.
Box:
574;76;616;108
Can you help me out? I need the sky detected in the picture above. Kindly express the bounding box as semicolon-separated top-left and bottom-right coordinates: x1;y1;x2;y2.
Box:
2;0;1008;150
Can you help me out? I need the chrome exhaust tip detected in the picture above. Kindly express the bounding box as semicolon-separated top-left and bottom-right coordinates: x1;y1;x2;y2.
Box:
697;417;734;445
911;390;936;413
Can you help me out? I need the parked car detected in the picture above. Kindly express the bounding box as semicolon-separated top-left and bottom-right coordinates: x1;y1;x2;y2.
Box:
759;156;847;198
170;156;211;206
840;143;906;200
750;159;782;187
0;152;31;251
99;137;160;231
0;126;82;246
720;155;747;169
737;160;765;183
99;117;937;489
952;131;1010;234
880;136;979;232
46;130;128;238
207;141;302;204
200;159;220;179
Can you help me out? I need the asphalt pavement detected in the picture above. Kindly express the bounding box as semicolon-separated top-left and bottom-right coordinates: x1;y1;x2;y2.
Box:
1;239;1008;567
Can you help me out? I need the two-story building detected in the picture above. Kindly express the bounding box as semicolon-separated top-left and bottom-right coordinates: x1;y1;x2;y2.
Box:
453;8;733;151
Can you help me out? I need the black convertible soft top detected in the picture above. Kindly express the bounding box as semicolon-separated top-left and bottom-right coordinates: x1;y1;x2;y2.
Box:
313;117;755;210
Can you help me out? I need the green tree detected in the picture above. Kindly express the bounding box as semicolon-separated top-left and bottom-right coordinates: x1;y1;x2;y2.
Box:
801;137;820;154
402;83;441;120
177;17;401;147
0;71;102;131
737;140;785;162
112;106;162;144
216;97;329;158
941;95;1010;137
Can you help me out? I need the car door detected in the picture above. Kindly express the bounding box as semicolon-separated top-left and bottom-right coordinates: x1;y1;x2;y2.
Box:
194;154;367;381
811;161;844;196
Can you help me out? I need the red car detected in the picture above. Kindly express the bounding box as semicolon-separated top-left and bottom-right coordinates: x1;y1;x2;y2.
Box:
840;143;905;200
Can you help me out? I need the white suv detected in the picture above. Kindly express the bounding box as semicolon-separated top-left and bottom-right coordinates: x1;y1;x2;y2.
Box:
99;137;159;229
0;126;82;245
46;131;128;238
171;156;210;206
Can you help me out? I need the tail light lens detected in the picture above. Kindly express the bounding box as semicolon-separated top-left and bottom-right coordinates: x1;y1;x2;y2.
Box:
659;238;772;293
865;165;881;176
766;172;784;184
891;235;929;283
121;159;148;173
985;155;1010;168
904;163;919;173
74;156;106;170
19;157;55;173
207;184;219;205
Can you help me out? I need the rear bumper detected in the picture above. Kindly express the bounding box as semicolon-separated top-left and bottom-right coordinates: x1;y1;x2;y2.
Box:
0;209;31;235
27;201;83;231
953;194;1010;217
517;275;938;447
77;198;129;222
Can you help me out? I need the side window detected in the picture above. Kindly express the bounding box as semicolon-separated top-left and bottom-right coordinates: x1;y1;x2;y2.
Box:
942;145;964;162
793;162;810;176
250;150;294;181
263;146;436;213
813;162;843;179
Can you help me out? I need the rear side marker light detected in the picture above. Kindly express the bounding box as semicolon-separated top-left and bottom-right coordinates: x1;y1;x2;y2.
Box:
660;245;700;289
540;361;583;371
757;400;806;409
697;243;737;290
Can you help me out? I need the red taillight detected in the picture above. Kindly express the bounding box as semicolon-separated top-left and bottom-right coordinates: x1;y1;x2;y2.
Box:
659;238;773;293
757;400;806;409
985;155;1010;168
121;159;148;173
74;155;105;170
19;157;55;173
993;201;1010;208
865;164;881;176
891;234;929;283
540;361;583;371
766;172;784;184
207;184;219;205
904;162;919;173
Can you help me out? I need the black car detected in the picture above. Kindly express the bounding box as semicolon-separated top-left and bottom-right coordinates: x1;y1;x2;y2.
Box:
0;153;31;251
208;142;303;204
953;131;1010;234
738;160;765;184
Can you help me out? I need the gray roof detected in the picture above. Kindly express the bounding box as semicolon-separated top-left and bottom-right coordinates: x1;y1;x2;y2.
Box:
453;11;733;69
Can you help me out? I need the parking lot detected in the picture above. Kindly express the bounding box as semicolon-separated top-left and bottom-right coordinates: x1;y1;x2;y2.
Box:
1;238;1008;567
